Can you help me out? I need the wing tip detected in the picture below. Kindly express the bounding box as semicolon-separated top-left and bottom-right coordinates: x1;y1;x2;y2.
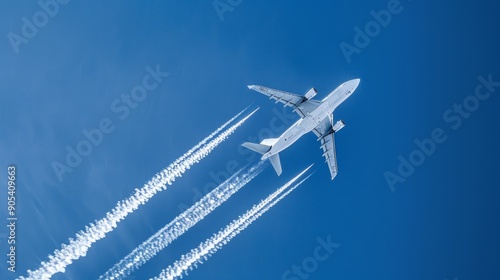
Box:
331;171;338;181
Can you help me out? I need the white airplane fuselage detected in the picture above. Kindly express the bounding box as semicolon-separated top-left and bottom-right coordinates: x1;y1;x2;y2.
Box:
261;79;360;160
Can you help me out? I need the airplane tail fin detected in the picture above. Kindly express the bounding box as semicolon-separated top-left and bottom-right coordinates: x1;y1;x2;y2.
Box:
268;153;282;176
242;138;282;176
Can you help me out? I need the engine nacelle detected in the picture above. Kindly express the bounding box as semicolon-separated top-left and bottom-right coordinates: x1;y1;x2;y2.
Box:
304;88;317;100
332;120;345;133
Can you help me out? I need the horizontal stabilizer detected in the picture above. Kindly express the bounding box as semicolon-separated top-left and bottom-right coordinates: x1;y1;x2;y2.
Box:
261;138;279;147
269;153;282;176
242;142;271;155
242;138;282;176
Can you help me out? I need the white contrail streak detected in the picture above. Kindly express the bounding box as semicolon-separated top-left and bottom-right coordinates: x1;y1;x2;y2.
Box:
20;108;258;280
173;106;249;165
98;161;266;280
153;165;314;280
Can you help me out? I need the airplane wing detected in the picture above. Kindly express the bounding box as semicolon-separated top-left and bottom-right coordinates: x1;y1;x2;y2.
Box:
311;115;333;138
247;85;320;117
319;132;338;180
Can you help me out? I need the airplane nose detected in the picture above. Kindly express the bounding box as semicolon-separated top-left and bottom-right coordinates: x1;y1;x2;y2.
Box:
351;78;360;88
346;78;360;93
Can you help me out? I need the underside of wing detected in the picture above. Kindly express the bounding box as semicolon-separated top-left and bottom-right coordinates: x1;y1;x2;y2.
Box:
248;85;320;117
312;114;333;138
248;85;304;108
295;100;320;118
319;132;338;180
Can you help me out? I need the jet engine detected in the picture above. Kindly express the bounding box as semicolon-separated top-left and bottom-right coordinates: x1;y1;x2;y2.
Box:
304;88;317;100
332;120;345;133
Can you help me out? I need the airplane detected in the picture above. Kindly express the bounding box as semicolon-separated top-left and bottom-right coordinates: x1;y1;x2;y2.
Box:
242;78;360;180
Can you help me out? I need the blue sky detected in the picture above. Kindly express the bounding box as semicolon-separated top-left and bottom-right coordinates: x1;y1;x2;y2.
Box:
1;1;500;279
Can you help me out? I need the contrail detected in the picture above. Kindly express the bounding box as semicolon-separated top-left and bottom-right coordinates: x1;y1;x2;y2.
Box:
98;161;266;280
153;165;313;280
20;108;258;280
173;106;250;166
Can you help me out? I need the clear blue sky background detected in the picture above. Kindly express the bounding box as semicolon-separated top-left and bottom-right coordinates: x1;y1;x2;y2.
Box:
1;1;500;279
